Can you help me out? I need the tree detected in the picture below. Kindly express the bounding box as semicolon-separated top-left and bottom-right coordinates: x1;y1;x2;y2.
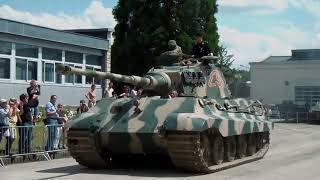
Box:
112;0;219;75
216;45;234;69
215;45;235;83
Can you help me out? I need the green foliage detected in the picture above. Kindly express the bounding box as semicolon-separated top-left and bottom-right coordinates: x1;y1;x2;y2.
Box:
112;0;219;75
234;69;250;81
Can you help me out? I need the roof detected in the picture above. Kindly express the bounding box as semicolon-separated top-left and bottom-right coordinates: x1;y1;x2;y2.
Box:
0;18;109;51
65;28;113;33
261;56;291;63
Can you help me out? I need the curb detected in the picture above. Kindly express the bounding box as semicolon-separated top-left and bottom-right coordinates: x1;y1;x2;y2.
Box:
0;151;70;166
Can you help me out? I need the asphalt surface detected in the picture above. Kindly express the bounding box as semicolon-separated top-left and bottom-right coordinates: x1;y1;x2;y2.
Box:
1;123;320;180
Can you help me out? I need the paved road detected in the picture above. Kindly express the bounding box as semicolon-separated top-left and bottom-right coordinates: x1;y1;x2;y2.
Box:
1;123;320;180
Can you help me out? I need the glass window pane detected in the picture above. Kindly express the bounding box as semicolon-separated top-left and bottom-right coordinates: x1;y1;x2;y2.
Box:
42;61;45;82
43;47;62;61
0;58;10;79
45;63;54;82
55;63;62;84
75;66;82;84
0;40;11;55
16;43;38;58
65;51;83;64
94;68;101;85
28;61;37;80
86;66;94;84
65;64;74;83
16;58;27;80
86;55;101;66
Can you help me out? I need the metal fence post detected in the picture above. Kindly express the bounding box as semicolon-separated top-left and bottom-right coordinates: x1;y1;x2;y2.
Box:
296;112;299;123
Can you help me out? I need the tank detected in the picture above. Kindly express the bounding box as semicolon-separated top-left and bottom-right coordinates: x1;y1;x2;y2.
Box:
57;54;273;173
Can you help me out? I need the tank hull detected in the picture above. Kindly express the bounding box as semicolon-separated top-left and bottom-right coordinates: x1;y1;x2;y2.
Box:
67;97;272;172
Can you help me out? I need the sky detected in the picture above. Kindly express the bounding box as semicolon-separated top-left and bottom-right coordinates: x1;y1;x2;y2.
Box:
0;0;319;68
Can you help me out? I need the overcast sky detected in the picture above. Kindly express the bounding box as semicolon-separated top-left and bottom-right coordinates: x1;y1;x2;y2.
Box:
0;0;319;68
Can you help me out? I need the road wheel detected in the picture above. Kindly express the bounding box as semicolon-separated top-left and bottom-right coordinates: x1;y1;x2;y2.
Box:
200;135;212;167
236;135;247;159
224;137;236;162
247;134;257;156
211;136;224;165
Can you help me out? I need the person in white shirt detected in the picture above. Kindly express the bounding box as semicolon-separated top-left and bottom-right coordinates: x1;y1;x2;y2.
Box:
104;81;114;98
130;86;138;98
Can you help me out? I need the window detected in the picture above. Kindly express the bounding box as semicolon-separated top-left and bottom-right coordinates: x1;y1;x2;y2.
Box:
42;62;62;84
0;58;10;79
16;59;27;80
295;86;320;104
44;63;54;82
43;47;62;61
0;40;11;55
75;66;82;84
65;51;83;64
16;43;38;58
95;69;102;85
28;61;37;80
65;64;74;83
16;58;37;80
55;63;62;84
65;65;83;84
86;55;101;66
85;66;94;84
86;66;101;85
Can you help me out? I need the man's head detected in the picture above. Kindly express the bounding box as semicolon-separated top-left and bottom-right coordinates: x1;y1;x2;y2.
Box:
170;90;178;98
30;80;37;87
168;40;177;50
0;99;7;108
80;100;86;106
123;86;129;93
108;81;113;88
195;33;204;44
91;84;96;91
50;95;57;104
9;98;17;106
19;94;28;104
137;89;143;96
57;103;63;109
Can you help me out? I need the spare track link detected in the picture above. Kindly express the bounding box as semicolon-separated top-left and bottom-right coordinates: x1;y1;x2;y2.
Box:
167;132;270;173
67;129;109;168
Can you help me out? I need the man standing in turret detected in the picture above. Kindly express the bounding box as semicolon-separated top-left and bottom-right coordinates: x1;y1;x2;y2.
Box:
192;33;212;58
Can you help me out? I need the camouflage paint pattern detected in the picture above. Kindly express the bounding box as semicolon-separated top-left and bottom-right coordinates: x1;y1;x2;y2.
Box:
62;57;272;155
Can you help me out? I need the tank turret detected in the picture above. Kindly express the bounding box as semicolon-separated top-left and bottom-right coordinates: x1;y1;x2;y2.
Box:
56;55;232;99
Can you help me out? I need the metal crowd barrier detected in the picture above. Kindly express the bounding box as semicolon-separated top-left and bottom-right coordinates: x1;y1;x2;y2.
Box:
0;124;67;167
270;111;320;123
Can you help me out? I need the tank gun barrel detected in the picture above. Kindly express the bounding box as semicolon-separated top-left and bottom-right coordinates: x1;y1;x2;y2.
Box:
56;64;171;94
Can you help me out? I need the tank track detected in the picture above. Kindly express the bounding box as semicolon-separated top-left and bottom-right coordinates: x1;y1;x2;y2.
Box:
167;131;270;173
67;129;110;168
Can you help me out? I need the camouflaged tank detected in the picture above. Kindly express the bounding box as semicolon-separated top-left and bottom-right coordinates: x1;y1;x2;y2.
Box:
57;54;273;173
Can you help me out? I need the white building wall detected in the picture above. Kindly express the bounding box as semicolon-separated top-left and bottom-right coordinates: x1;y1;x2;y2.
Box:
0;82;102;106
251;61;320;105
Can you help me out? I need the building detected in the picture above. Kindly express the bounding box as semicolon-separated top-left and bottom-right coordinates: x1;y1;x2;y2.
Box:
250;49;320;105
0;18;112;105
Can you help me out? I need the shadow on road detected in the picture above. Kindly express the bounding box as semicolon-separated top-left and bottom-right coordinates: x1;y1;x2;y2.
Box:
36;156;197;180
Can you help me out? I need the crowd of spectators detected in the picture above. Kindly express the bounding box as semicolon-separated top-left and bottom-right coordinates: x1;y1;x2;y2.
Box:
0;80;40;155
